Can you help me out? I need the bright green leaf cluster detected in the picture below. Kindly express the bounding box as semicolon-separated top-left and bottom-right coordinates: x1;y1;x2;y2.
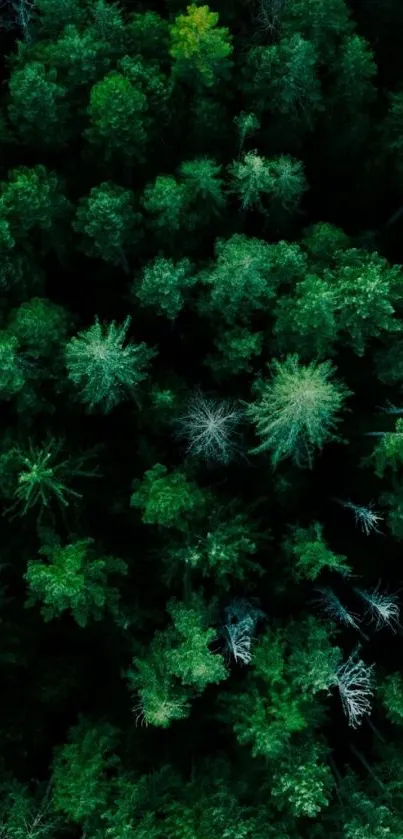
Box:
283;522;351;581
127;593;227;727
25;537;127;626
134;257;195;319
130;463;208;530
169;4;233;87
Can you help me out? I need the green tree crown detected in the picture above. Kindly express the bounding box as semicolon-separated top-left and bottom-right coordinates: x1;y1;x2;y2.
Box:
133;257;195;319
0;437;98;518
243;37;323;130
25;537;127;626
169;4;233;87
283;522;351;581
228;152;308;216
271;739;334;817
65;316;155;413
51;719;121;822
130;464;208;530
8;297;71;357
165;594;228;690
85;70;148;161
8;62;71;148
0;331;25;399
247;355;350;467
74;183;142;271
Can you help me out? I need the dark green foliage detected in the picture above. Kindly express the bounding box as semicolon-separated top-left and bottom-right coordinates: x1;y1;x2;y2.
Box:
201;234;287;324
0;778;60;839
302;221;351;263
378;672;403;725
74;183;143;271
163;508;260;587
0;437;98;518
33;0;89;35
8;297;71;357
25;537;127;626
133;257;195;319
326;34;377;149
275;247;403;356
283;522;351;581
0;331;25;399
370;419;403;477
85;70;148;162
0;165;71;252
206;325;264;378
281;0;353;62
229;152;308;217
51;719;120;821
2;0;403;835
230;152;307;213
130;464;208;530
143;157;225;240
65;317;155;413
8;62;71;148
243;37;323;131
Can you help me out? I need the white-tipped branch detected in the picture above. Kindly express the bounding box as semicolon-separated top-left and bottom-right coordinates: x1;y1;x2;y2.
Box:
334;649;375;728
335;499;383;535
314;587;369;640
354;583;401;633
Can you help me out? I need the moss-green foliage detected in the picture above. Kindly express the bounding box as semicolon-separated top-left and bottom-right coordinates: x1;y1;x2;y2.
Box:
222;617;340;760
85;71;148;161
130;463;208;529
271;739;335;817
0;437;98;518
163;509;260;587
378;672;403;725
51;719;121;822
8;63;71;148
133;256;195;319
283;522;351;581
74;183;143;270
8;297;71;357
127;593;226;726
169;4;233;87
229;152;308;217
25;537;127;626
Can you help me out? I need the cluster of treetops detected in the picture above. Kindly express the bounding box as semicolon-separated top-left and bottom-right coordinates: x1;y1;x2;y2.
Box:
3;0;403;836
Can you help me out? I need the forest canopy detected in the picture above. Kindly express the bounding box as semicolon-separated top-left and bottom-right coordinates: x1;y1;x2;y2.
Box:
2;0;403;837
